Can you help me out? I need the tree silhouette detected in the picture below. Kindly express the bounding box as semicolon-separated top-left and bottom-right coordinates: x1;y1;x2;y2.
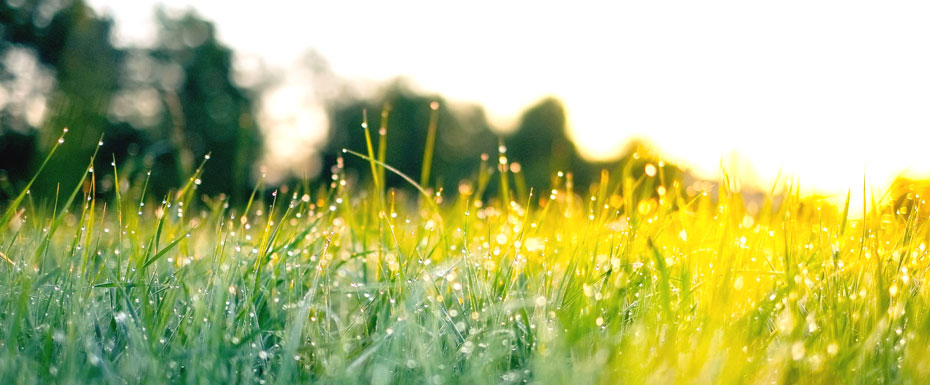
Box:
1;0;123;197
323;80;497;193
506;97;592;190
1;3;262;201
139;9;262;200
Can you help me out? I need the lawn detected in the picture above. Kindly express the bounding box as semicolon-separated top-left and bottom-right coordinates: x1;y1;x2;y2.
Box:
1;130;928;384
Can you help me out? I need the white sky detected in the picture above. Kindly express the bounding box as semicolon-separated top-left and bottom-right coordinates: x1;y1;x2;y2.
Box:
87;0;930;207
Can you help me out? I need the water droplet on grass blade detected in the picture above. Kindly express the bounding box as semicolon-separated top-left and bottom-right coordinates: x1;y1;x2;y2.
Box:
459;341;474;354
645;163;657;177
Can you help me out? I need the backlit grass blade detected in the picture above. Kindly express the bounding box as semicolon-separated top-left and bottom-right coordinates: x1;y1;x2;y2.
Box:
0;128;67;232
419;101;440;188
141;230;189;270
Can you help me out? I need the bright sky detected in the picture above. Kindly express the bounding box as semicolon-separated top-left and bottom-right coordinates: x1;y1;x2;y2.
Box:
87;0;930;207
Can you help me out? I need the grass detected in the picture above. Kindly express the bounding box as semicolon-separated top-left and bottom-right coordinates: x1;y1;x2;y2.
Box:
1;128;930;384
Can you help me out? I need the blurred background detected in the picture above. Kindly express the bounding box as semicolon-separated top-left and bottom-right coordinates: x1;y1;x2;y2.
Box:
2;0;929;209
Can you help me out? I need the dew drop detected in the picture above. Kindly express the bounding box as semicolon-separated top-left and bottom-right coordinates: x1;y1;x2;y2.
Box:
644;163;657;177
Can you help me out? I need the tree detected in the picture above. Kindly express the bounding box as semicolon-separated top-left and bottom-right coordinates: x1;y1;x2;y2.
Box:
506;97;592;190
323;80;498;194
2;3;262;201
113;9;262;200
1;0;123;198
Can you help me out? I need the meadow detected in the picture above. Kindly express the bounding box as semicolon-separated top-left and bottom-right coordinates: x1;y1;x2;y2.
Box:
1;128;929;384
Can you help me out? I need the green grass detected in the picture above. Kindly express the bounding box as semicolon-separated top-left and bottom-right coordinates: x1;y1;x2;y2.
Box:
2;133;930;384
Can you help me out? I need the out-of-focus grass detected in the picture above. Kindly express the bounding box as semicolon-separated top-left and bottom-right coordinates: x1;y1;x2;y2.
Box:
1;128;929;384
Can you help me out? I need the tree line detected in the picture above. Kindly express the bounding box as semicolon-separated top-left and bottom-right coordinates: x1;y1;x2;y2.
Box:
1;0;681;205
